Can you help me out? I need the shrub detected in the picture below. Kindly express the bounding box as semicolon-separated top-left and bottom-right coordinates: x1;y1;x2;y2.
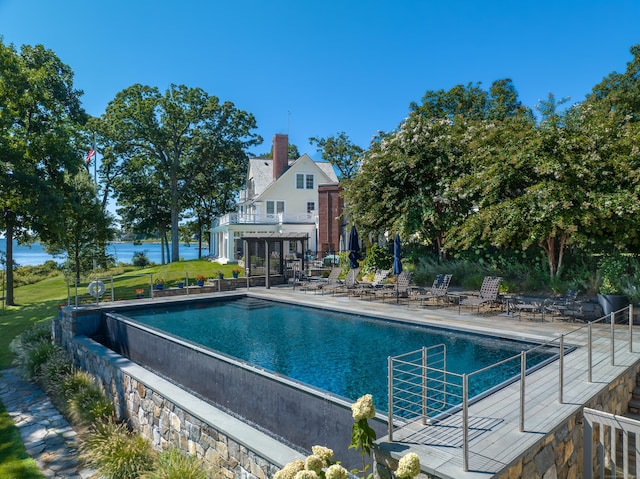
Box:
35;348;75;399
362;244;392;274
142;447;213;479
67;382;115;425
83;420;156;479
12;338;58;380
132;251;151;267
9;321;51;355
60;370;96;400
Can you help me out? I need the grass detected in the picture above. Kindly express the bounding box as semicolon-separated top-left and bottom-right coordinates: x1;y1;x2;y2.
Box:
0;259;241;369
0;399;45;479
0;258;239;477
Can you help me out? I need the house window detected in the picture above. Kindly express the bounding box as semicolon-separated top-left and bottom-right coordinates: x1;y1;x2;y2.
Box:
296;173;314;189
307;202;315;213
266;200;285;215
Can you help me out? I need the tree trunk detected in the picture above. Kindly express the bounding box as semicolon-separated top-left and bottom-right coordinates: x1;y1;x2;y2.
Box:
541;233;567;279
5;214;14;306
198;216;203;259
170;170;180;263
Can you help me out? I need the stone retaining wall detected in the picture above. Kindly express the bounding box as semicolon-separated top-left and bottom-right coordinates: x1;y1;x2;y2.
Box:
55;309;304;479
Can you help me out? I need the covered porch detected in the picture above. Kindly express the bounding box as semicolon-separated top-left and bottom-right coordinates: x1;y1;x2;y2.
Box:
241;232;310;288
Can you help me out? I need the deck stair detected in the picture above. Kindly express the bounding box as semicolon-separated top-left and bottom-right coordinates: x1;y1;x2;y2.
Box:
627;372;640;421
228;297;273;311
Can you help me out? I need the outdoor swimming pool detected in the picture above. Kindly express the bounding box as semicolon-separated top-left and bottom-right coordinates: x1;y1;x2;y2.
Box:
123;296;556;412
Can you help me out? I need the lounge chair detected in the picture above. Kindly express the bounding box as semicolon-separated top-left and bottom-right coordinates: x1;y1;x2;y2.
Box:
298;267;342;294
351;269;391;299
410;273;452;307
374;271;414;302
459;276;503;314
512;296;546;321
327;268;360;295
543;289;579;321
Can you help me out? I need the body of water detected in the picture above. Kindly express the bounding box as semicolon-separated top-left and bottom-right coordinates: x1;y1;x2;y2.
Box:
0;238;206;266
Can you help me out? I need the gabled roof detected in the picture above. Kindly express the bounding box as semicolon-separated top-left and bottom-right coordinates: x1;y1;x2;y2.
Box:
248;154;338;197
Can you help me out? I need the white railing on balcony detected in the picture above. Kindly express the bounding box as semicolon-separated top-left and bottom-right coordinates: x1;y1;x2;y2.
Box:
216;212;316;226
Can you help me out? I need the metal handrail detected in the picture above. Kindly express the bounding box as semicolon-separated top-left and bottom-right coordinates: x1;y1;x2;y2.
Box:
387;304;637;472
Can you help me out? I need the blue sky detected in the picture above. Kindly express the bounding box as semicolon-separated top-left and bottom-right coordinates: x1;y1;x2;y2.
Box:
1;0;640;158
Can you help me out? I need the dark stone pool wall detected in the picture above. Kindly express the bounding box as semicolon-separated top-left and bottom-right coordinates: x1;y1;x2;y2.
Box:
55;301;387;473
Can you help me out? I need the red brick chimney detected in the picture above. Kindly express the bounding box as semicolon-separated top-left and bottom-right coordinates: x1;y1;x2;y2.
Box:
273;133;288;179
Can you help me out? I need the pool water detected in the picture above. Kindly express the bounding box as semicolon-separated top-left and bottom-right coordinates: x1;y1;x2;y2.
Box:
125;297;555;412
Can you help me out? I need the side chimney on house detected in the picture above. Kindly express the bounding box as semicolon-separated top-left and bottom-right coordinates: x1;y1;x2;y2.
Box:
273;133;289;179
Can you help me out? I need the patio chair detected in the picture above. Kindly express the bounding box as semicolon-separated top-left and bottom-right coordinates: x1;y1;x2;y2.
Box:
326;268;360;295
350;269;391;299
543;289;579;321
459;276;503;314
298;267;342;294
374;271;414;302
512;296;546;321
410;273;453;307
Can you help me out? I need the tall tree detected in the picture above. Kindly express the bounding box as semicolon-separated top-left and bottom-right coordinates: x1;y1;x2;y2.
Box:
309;132;363;180
344;80;530;258
0;40;87;304
44;170;115;281
98;84;261;263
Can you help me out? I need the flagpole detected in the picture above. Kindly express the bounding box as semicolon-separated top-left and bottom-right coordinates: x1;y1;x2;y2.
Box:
93;134;97;185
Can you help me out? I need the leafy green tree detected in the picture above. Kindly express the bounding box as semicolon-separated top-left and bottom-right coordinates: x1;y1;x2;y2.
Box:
309;132;363;180
259;142;301;161
114;155;172;264
447;93;640;279
344;80;529;258
587;44;640;121
0;40;87;304
45;170;115;281
97;83;261;263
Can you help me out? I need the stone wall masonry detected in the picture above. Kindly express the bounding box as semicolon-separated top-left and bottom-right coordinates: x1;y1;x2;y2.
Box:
374;362;640;479
59;330;304;479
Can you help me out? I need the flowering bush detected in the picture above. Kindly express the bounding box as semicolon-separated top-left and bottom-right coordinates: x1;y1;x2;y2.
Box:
274;395;420;479
351;394;375;421
395;452;420;479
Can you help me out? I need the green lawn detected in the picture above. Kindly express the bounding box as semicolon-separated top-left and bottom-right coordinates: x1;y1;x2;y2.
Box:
0;258;242;369
0;258;240;477
0;400;45;479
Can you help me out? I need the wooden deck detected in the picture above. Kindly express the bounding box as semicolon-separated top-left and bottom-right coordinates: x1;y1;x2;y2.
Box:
254;287;640;479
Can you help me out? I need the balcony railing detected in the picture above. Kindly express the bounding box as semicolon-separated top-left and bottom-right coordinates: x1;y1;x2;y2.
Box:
216;212;316;226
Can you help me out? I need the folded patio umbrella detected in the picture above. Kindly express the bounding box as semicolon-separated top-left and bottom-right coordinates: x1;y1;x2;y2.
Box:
348;225;360;269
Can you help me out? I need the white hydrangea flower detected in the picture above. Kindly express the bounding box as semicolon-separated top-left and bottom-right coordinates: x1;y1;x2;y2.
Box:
326;464;349;479
311;445;334;461
304;455;325;473
395;452;420;479
351;394;375;420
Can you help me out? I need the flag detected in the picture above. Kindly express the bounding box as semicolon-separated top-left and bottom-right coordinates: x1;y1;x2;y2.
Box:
85;148;95;163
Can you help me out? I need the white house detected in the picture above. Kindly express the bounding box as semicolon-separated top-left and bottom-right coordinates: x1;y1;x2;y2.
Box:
210;133;339;264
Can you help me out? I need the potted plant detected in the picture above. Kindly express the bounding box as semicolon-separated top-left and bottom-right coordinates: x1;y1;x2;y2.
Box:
176;280;184;289
154;278;165;291
597;255;629;318
194;274;206;287
232;268;241;279
135;288;145;299
217;271;224;280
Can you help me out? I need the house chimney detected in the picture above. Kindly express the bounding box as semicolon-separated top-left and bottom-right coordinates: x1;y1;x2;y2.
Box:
273;133;288;179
